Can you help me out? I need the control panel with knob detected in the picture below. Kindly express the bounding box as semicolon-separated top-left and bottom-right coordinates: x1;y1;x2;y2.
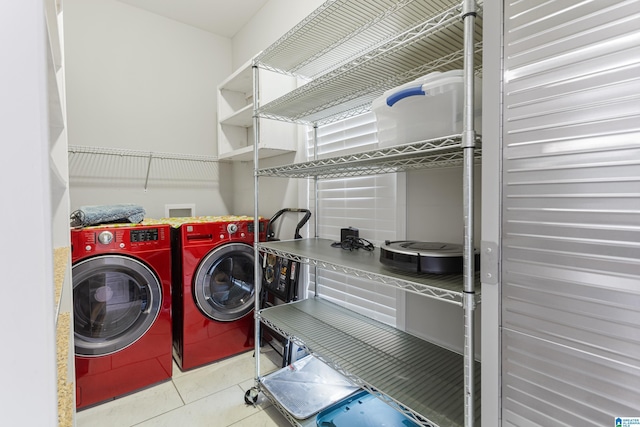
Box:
98;231;114;245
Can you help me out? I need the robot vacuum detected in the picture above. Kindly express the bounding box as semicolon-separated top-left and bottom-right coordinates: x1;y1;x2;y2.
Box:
379;241;479;274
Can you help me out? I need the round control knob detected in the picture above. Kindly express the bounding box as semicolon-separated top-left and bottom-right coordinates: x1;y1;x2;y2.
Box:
227;223;238;234
98;231;114;245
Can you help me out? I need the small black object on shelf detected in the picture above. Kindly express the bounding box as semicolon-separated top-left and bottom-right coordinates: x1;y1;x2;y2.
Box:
331;235;374;251
380;240;479;274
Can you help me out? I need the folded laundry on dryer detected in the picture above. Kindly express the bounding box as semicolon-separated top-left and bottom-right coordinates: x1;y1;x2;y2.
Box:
70;204;146;227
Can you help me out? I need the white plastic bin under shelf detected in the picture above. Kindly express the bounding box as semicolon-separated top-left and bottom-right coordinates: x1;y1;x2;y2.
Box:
372;70;482;148
260;355;359;420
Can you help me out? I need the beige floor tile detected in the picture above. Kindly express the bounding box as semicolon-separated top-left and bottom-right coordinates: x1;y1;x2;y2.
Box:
170;360;188;378
172;351;279;404
134;385;260;427
75;350;286;426
228;406;291;427
76;380;183;427
238;378;258;395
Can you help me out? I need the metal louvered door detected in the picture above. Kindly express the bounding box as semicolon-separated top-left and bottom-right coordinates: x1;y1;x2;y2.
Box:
501;1;640;426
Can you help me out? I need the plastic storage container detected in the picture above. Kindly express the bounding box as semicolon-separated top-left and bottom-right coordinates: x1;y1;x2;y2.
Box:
316;390;421;427
372;70;482;148
260;355;359;419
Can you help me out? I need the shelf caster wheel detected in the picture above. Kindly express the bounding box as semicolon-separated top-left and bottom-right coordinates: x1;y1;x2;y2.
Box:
244;387;259;405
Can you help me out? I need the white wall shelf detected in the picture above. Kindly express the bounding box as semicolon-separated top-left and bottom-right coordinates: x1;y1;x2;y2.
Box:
217;60;298;160
50;155;68;201
220;103;252;127
45;0;75;422
44;0;62;72
54;247;71;324
47;48;65;140
218;144;297;162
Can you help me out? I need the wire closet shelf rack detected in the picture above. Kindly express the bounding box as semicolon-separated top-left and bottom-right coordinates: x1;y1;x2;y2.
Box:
248;0;482;426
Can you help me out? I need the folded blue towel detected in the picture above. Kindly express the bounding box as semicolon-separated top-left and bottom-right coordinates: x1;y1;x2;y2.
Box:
70;204;146;227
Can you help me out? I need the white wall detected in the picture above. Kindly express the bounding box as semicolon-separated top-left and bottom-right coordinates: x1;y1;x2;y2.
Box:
231;0;324;69
406;167;482;245
1;1;58;424
228;0;323;219
403;167;483;358
65;0;324;218
64;0;233;217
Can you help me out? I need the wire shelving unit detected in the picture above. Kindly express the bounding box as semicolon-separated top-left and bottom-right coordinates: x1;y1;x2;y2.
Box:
247;1;482;426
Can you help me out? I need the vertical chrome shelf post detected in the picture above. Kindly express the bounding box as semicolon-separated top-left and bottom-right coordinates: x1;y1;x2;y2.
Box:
462;0;477;426
252;60;262;384
313;124;319;297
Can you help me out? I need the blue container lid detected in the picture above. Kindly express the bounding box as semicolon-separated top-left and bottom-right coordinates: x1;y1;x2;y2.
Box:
316;390;422;427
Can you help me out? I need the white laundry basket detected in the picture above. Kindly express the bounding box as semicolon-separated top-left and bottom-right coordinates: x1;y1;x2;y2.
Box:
372;69;482;148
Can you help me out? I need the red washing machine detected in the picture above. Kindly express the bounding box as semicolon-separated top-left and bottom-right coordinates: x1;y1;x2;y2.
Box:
172;217;268;371
71;224;172;409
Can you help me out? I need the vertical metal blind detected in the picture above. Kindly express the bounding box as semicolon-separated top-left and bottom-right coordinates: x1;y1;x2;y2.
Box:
306;112;400;326
501;0;640;425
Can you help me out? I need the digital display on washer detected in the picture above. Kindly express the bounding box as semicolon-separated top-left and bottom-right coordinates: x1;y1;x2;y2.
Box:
247;222;265;234
130;228;159;242
247;222;264;233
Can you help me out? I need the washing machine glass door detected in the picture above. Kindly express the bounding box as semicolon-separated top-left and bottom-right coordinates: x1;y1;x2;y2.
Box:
193;243;259;321
72;255;162;356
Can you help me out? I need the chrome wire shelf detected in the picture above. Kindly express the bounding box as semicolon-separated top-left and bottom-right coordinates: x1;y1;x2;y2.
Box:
255;2;483;126
257;47;483;126
258;298;482;427
256;0;469;79
257;136;482;179
257;238;481;305
258;385;316;427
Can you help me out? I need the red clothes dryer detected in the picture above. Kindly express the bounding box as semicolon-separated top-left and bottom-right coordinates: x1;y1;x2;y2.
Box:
172;217;267;371
71;224;172;409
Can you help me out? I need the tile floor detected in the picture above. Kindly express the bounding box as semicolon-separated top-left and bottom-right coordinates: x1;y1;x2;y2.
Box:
76;348;290;427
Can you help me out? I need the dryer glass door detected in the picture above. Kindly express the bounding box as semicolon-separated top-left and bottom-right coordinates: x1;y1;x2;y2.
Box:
72;255;162;356
193;243;259;321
